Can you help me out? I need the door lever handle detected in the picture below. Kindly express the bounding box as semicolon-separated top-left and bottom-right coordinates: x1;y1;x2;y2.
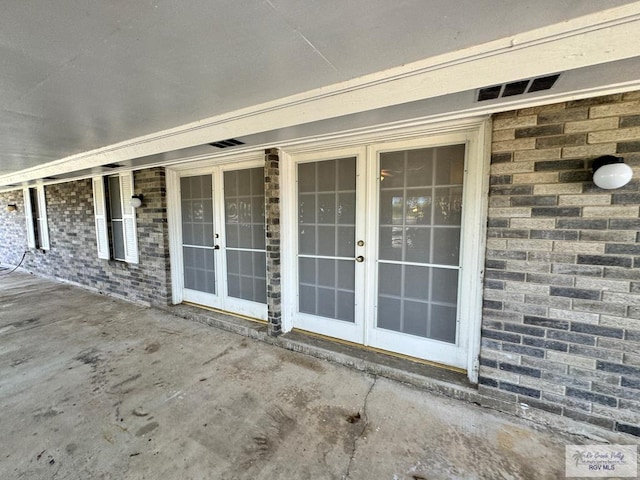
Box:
214;245;220;250
356;255;364;263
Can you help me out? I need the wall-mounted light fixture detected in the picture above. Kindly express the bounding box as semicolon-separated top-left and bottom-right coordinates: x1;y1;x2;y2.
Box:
592;155;633;189
130;194;144;209
6;204;17;212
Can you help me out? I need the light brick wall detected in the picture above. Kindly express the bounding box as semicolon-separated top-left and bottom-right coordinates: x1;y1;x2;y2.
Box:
480;92;640;437
0;168;172;306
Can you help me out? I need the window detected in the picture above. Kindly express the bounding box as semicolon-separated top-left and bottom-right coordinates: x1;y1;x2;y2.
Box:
92;172;139;263
23;185;50;250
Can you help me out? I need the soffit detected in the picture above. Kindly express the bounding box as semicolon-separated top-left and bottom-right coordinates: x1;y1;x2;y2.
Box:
0;0;638;183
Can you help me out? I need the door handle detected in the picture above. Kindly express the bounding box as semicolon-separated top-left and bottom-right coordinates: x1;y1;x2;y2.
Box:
214;245;220;250
356;255;364;263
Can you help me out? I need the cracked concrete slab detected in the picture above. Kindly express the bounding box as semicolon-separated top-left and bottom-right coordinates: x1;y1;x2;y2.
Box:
0;273;634;479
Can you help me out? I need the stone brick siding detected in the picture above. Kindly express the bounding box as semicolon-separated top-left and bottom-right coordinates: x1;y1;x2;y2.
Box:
0;168;171;306
0;190;29;267
481;92;640;437
265;148;282;335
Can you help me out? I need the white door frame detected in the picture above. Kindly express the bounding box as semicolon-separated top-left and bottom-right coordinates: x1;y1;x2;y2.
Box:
167;153;268;320
281;117;490;380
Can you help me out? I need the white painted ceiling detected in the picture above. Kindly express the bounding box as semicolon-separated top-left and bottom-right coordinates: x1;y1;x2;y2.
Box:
1;0;639;185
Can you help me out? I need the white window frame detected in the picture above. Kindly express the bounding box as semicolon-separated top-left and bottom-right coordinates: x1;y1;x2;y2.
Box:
23;185;50;250
92;172;139;264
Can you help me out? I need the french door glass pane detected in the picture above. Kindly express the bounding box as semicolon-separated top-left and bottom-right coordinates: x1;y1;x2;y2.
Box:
181;175;216;294
183;246;216;294
377;145;464;343
298;157;356;323
224;167;266;304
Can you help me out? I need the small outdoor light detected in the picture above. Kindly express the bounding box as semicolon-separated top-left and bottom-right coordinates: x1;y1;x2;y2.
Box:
130;194;143;208
6;203;17;212
592;155;633;189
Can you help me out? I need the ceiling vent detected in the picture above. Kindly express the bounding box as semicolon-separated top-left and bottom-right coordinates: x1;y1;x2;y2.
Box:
209;138;245;149
477;74;561;102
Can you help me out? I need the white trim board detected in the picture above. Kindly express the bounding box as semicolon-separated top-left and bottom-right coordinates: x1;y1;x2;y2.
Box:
2;3;640;186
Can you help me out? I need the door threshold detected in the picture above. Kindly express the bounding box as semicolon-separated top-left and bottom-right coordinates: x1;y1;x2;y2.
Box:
182;301;267;325
281;329;474;395
292;327;465;374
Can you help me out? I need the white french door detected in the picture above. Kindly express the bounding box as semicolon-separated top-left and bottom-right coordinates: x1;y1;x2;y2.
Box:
288;131;485;370
366;139;468;368
178;162;267;320
292;147;367;343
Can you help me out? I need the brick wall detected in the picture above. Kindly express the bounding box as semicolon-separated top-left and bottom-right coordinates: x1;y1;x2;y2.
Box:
0;168;171;306
0;189;29;266
480;92;640;437
265;148;282;335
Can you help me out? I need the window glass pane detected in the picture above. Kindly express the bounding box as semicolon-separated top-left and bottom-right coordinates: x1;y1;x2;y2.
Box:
377;145;464;344
377;296;401;331
112;221;125;260
430;305;457;343
403;300;429;337
317;160;336;192
337;192;355;225
435;145;465;185
337;291;355;322
336;226;355;257
298;162;316;193
406;149;433;187
378;226;402;261
181;175;213;248
404;265;430;301
299;257;315;285
380;151;404;188
434;187;463;225
405;227;431;263
378;263;401;297
181;175;215;294
29;188;41;246
222;167;266;305
224;168;265;249
183;246;216;294
432;268;459;304
432;228;460;265
108;176;122;219
298;158;356;323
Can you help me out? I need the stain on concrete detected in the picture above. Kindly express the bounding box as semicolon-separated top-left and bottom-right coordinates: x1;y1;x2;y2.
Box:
132;407;149;417
8;318;39;329
110;373;142;390
135;421;159;437
314;405;364;454
144;342;160;354
275;350;325;373
11;356;30;367
202;345;234;365
241;406;296;469
33;407;63;421
65;443;78;455
280;386;312;409
74;348;101;366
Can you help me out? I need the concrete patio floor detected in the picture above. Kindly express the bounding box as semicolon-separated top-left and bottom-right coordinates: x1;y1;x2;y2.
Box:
0;272;633;479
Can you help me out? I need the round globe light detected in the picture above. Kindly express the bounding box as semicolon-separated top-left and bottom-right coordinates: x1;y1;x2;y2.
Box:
130;195;143;208
592;156;633;190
